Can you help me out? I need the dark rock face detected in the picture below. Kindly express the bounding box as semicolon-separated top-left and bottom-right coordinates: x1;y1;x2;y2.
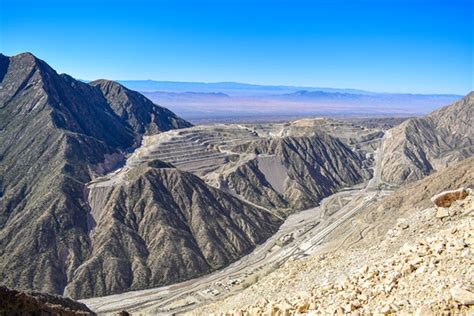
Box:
381;92;474;185
65;165;281;298
0;286;95;315
0;53;191;296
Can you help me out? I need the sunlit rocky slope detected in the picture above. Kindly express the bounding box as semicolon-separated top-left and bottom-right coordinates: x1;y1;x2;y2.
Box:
191;93;474;315
381;92;473;185
195;157;474;315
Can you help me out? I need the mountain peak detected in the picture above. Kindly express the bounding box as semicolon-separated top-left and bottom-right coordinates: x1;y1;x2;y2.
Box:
9;52;47;71
380;92;474;185
12;51;37;60
90;78;124;89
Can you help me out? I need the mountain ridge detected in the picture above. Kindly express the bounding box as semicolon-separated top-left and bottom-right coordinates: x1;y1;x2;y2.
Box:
0;52;192;296
217;134;369;211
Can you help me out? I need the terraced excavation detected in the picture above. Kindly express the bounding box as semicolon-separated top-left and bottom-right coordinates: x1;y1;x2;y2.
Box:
87;119;383;219
128;125;260;175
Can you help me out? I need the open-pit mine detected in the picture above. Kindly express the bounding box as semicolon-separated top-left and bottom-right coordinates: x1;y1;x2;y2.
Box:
81;117;394;314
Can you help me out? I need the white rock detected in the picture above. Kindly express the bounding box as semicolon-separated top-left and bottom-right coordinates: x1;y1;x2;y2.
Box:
450;287;474;305
414;305;432;316
435;207;449;219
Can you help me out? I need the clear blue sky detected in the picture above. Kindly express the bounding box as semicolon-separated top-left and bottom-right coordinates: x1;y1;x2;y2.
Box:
0;0;472;94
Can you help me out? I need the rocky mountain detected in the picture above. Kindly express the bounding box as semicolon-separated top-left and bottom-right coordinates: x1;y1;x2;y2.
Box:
381;92;473;185
4;51;468;309
217;134;369;212
65;161;281;298
0;53;191;296
0;53;283;300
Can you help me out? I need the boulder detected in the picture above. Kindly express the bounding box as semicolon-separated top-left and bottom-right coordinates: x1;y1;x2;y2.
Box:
435;208;449;219
0;286;95;315
450;287;474;305
431;188;468;208
414;305;432;316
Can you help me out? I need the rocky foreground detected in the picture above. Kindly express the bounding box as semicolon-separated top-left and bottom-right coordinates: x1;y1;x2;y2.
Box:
0;286;94;315
194;185;474;315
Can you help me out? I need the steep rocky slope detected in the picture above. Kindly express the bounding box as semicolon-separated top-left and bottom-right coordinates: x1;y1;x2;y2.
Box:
66;161;281;298
381;92;473;185
0;53;190;296
91;79;191;134
0;286;95;315
195;157;474;315
217;134;369;212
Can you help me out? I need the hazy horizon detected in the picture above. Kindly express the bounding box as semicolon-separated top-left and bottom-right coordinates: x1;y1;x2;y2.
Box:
116;79;465;96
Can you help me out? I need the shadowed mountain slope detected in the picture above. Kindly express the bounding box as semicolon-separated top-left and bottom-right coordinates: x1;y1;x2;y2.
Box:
0;285;95;315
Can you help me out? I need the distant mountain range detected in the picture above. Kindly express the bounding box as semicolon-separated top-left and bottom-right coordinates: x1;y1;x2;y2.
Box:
116;80;463;121
117;80;375;96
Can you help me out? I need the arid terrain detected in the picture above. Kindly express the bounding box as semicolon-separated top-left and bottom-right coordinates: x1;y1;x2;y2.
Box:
79;116;398;313
194;168;474;315
80;94;473;314
1;0;472;314
1;52;472;316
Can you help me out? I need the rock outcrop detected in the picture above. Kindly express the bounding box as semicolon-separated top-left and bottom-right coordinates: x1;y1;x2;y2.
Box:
0;286;95;315
431;188;469;208
380;92;473;185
